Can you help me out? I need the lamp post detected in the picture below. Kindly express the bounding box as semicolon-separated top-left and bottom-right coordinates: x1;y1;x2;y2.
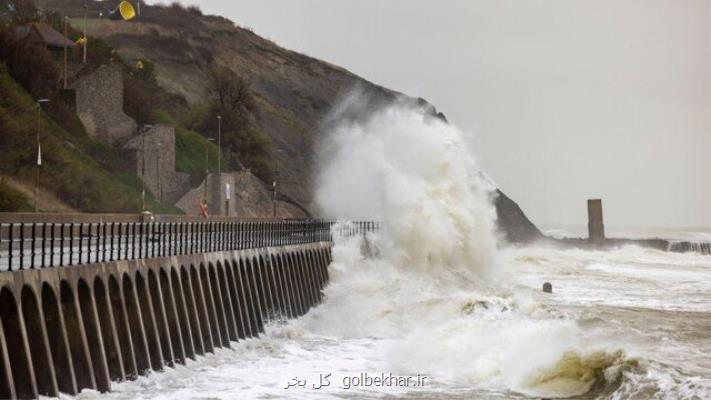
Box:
63;16;68;89
82;3;88;64
35;99;50;213
217;115;222;176
272;149;284;218
140;124;153;213
156;142;162;202
204;138;215;211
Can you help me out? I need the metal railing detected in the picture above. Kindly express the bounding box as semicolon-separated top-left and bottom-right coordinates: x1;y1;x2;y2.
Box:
0;220;381;272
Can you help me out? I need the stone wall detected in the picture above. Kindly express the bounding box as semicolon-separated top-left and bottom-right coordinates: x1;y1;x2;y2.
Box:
71;64;137;144
123;125;190;204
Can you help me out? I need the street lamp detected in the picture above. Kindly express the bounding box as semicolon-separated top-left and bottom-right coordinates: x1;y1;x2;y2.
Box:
217;115;222;176
140;124;153;213
204;138;215;209
35;99;50;213
156;142;162;202
272;149;284;218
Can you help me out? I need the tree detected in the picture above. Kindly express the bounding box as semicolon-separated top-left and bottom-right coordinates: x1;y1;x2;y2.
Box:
199;65;272;181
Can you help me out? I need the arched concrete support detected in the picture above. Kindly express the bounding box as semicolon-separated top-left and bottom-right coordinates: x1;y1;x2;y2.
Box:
294;252;309;316
108;276;138;379
277;254;295;319
147;270;174;367
286;253;304;316
0;240;333;397
257;255;276;321
0;287;37;399
224;261;249;339
244;258;265;332
268;254;286;319
122;274;151;374
93;277;125;383
181;267;205;356
169;269;194;361
40;282;78;398
0;316;16;399
59;280;95;391
235;258;257;337
216;263;239;342
21;285;59;397
298;251;314;312
311;250;325;301
238;258;261;335
158;268;185;365
207;264;230;347
77;279;111;393
199;265;223;348
301;251;318;309
304;251;320;303
135;273;164;371
190;266;214;353
298;251;316;310
314;249;327;294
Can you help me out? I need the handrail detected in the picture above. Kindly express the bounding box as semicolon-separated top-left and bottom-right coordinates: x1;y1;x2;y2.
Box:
0;220;381;272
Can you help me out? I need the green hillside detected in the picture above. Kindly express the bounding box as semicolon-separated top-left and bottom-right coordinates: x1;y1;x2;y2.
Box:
0;63;180;213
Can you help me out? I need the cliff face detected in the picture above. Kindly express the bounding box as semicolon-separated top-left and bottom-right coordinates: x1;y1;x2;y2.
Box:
44;1;542;243
47;0;400;211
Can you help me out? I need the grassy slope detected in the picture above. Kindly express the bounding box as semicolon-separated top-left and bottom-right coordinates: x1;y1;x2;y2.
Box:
0;64;181;214
157;113;231;188
0;179;32;212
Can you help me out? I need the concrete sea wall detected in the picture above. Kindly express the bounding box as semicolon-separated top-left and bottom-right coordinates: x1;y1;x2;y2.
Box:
0;242;332;398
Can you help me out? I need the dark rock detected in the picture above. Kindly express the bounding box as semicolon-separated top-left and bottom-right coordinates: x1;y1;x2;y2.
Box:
493;189;545;244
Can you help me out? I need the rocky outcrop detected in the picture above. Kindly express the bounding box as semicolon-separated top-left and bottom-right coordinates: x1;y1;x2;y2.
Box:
493;189;545;244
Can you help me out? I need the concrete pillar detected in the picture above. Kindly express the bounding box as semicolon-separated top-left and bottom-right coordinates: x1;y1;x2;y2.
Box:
232;259;257;338
215;264;239;342
277;254;295;319
77;280;111;393
171;269;196;360
108;276;138;379
587;199;605;243
158;268;186;364
224;262;249;339
0;317;16;399
21;286;59;397
189;266;214;353
180;267;205;356
241;259;264;334
206;265;230;347
199;266;223;348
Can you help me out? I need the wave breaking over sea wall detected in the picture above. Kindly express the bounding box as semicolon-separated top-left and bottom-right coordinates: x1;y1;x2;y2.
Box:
312;97;630;398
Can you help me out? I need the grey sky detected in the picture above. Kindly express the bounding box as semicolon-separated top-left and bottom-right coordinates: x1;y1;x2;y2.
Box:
173;1;710;228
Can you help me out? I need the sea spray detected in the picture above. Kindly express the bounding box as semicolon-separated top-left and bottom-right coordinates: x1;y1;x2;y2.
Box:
316;95;499;283
310;96;628;397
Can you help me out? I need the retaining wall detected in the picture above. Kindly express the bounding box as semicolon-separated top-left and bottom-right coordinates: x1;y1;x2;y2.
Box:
0;242;332;398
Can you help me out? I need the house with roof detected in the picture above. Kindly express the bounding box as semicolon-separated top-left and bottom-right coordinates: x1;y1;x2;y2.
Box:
13;22;77;53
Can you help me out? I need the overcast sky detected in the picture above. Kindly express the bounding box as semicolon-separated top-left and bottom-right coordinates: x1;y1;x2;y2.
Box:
169;0;710;229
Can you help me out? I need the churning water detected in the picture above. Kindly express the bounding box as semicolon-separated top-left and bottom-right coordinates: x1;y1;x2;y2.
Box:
70;100;711;399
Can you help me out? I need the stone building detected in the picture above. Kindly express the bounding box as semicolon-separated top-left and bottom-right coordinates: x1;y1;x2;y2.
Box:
123;125;190;204
71;64;137;144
